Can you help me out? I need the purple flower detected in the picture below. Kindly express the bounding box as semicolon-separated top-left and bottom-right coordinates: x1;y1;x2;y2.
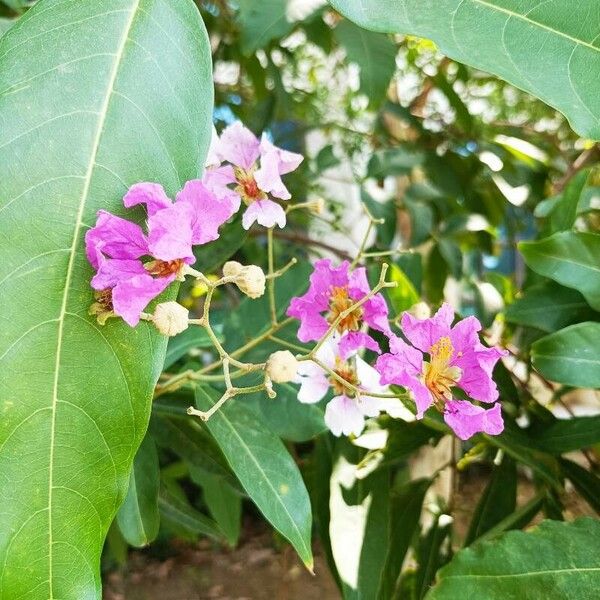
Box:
295;337;404;437
203;121;303;230
376;303;506;440
85;180;236;327
286;259;391;355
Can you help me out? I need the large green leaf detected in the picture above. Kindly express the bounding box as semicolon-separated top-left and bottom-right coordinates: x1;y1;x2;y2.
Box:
328;0;600;139
334;20;397;107
520;232;600;311
505;281;598;333
531;322;600;388
194;386;313;568
116;435;160;548
535;415;600;454
427;518;600;599
0;1;212;597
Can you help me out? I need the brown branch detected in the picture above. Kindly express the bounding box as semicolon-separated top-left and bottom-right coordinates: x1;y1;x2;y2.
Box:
250;229;353;261
554;144;599;194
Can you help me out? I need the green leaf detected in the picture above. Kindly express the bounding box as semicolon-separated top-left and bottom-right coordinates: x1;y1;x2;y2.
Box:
535;415;600;454
367;148;423;178
560;458;600;515
531;322;600;388
190;468;242;547
464;456;517;546
158;485;224;543
116;436;160;547
0;17;15;35
244;384;327;442
549;169;589;231
334;20;396;107
387;264;420;315
378;478;431;600
164;326;215;369
328;0;600;139
505;282;598;333
427;518;600;599
0;1;212;598
520;232;600;310
414;515;452;599
194;386;313;568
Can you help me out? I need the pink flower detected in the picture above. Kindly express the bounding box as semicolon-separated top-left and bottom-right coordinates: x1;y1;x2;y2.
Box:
376;303;506;440
286;259;391;356
295;337;403;437
85;181;236;327
203;121;303;230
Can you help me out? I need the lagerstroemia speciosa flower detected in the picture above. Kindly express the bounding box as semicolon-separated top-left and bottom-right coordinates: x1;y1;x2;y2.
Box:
286;259;391;359
203;121;303;230
295;337;405;437
376;303;507;440
85;180;236;326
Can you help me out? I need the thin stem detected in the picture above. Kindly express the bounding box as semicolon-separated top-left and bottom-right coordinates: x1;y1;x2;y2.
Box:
266;257;297;279
268;335;308;353
267;227;277;326
187;382;267;421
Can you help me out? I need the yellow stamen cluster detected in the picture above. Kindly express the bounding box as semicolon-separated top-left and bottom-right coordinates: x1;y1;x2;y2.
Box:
328;286;363;332
423;336;462;410
329;357;359;396
234;167;266;205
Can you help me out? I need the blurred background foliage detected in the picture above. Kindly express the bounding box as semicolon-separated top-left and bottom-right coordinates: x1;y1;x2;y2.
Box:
3;0;599;597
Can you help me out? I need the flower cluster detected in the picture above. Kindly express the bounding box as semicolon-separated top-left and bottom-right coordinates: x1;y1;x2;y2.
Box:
203;121;303;230
85;180;236;326
288;261;507;440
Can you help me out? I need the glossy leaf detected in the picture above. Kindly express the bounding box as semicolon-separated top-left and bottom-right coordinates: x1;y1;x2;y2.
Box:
520;232;600;310
328;0;600;139
464;456;517;546
549;169;588;231
194;386;313;568
116;436;160;547
535;415;600;454
0;1;212;598
531;322;600;388
427;518;600;599
505;282;598;333
560;458;600;515
334;20;397;107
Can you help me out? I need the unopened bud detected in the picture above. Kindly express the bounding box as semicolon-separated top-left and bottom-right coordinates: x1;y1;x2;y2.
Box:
225;261;266;299
152;301;189;336
408;301;431;320
266;350;299;383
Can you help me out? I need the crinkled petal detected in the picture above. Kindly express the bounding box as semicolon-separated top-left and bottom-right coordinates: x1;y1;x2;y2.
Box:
356;394;381;418
218;121;260;170
176;179;238;245
356;355;388;396
91;257;147;291
324;395;366;437
123;182;172;216
202;165;241;208
85;210;148;268
363;293;392;335
254;149;292;200
339;331;380;360
296;368;330;404
454;347;504;403
242;199;286;229
444;400;504;441
147;203;195;263
112;273;174;327
401;302;455;353
259;134;303;175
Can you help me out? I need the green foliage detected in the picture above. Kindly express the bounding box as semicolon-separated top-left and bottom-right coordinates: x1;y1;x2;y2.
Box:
427;518;600;599
0;0;212;597
328;0;600;139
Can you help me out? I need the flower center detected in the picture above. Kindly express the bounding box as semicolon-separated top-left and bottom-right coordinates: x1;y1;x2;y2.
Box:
328;286;362;332
329;357;359;396
89;289;114;325
145;259;185;278
422;336;462;410
234;167;266;205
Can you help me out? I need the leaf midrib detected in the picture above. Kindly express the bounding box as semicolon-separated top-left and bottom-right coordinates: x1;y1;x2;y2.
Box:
47;2;141;596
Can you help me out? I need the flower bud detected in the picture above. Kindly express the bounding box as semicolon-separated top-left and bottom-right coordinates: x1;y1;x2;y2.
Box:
152;301;189;337
266;350;299;383
408;301;431;320
225;261;266;299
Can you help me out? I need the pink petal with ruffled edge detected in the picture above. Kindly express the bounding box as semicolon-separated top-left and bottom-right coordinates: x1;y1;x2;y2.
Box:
444;400;504;440
176;179;239;245
259;134;303;174
85;210;148;269
241;199;286;229
147;203;195;263
218;121;260;170
325;395;366;437
112;273;175;327
91;257;147;291
339;331;380;360
123;182;172;216
401;302;454;353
